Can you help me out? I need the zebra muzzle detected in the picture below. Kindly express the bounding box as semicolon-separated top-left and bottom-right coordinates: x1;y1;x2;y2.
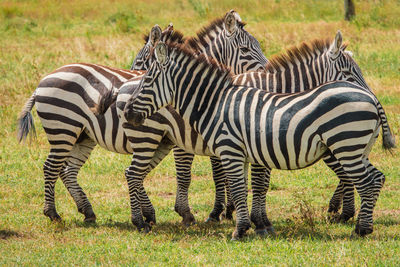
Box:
125;109;145;126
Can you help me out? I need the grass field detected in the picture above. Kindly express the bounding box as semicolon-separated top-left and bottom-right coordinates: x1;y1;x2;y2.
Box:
1;0;400;265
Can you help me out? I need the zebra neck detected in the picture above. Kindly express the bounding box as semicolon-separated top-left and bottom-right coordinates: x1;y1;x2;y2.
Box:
172;63;230;134
263;50;329;93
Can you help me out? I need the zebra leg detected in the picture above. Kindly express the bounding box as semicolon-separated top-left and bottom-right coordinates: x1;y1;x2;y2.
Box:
43;149;71;221
207;157;228;222
42;126;84;221
173;147;196;226
250;164;274;236
124;166;155;225
140;137;176;225
224;174;235;220
127;136;175;231
219;154;251;240
59;135;97;223
125;156;151;232
364;158;385;207
334;157;376;236
324;154;356;223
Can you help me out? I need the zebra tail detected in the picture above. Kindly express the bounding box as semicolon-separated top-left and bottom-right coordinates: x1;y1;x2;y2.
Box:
91;87;119;115
17;93;36;143
376;102;396;150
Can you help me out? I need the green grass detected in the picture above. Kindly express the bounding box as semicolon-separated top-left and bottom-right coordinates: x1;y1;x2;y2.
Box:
1;0;400;265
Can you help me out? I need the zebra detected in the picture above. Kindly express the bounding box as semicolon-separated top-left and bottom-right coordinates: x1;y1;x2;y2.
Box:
229;30;396;223
116;10;269;228
17;10;268;226
124;41;393;239
17;24;184;223
118;30;395;227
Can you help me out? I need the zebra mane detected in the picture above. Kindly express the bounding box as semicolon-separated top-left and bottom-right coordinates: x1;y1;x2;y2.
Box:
143;28;186;45
185;16;246;53
168;42;233;84
265;38;348;73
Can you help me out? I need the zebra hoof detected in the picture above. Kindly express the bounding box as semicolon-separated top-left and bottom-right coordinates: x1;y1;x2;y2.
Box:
83;209;96;223
44;209;62;222
144;217;156;226
339;213;354;223
266;226;276;236
205;216;219;223
84;215;96;224
138;222;152;234
182;213;196;227
354;223;373;237
143;211;156;225
328;212;341;223
222;212;233;220
255;228;268;236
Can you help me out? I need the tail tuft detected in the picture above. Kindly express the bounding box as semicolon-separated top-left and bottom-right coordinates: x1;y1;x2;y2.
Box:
17;93;36;143
382;129;396;150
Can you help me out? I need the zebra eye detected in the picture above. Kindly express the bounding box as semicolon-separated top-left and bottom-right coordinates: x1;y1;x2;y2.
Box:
342;71;352;76
240;47;250;53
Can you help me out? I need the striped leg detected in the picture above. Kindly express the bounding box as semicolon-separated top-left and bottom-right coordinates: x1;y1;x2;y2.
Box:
127;137;174;231
42;125;84;221
207;157;228;222
324;154;356;222
219;153;251;240
334;150;378;235
250;164;274;235
125;155;153;232
43;150;71;221
173;147;196;226
224;174;235;220
59;136;96;222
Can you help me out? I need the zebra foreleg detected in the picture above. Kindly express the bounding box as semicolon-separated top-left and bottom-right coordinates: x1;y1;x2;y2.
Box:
219;154;251;240
173;147;196;226
125;156;151;233
206;157;228;222
250;165;275;236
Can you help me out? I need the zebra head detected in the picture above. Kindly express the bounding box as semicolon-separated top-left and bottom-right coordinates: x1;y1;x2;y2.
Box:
220;10;268;74
326;31;370;90
130;23;174;71
187;10;268;74
124;42;172;126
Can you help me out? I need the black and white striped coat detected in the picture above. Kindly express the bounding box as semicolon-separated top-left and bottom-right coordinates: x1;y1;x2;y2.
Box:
125;42;392;239
17;10;268;226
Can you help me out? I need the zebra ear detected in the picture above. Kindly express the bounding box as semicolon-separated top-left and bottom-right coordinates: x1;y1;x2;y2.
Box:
149;24;162;46
164;22;173;32
345;50;354;57
155;42;168;65
224;10;240;35
330;30;343;58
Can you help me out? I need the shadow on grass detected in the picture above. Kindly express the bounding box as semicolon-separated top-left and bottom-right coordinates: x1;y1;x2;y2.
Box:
60;215;399;241
0;229;21;240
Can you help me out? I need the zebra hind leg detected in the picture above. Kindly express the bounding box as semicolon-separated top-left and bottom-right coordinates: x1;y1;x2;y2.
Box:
59;135;97;223
43;148;72;221
324;154;356;223
335;157;376;236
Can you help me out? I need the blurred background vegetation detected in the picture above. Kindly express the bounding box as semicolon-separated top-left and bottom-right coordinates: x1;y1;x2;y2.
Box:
0;0;399;265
